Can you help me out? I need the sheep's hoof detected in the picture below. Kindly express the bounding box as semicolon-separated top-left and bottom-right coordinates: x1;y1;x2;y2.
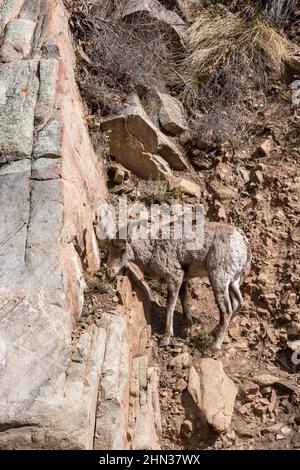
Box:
159;337;170;348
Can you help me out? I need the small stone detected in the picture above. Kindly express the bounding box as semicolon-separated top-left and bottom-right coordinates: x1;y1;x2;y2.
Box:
226;430;236;441
169;177;202;199
3;19;36;57
241;382;260;396
181;419;193;439
170;352;191;369
280;425;292;436
252;139;272;158
261;423;283;434
234;420;257;438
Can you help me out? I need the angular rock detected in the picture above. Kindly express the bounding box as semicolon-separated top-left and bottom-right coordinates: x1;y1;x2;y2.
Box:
291;80;300;106
34;118;62;158
158;91;188;135
169;177;202;199
3;18;36;57
132;368;161;450
0;324;106;450
19;0;41;22
102;98;188;174
253;373;298;393
0;160;31;278
94;273;157;450
291;223;300;242
0;42;23;62
188;361;237;433
109;163;130;185
95;313;130;450
102;115;172;179
288;54;300;73
31;157;61;180
252;139;273;158
0;0;162;452
209;180;238;200
170;352;191;368
114;0;185;40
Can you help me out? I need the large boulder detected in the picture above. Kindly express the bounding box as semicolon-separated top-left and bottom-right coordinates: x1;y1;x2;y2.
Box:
101;96;188;177
187;360;238;433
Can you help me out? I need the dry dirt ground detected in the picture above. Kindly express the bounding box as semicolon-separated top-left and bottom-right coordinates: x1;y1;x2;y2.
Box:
67;0;300;450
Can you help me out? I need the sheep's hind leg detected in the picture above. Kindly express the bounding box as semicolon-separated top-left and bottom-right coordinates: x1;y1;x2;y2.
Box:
179;281;193;330
160;272;184;347
209;271;233;351
229;278;243;319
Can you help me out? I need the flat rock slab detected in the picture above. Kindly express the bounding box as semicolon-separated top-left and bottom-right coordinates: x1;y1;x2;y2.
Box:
188;360;238;433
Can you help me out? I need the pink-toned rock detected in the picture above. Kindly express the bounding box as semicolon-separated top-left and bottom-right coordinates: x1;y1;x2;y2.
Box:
0;0;161;452
188;360;237;433
102;97;188;175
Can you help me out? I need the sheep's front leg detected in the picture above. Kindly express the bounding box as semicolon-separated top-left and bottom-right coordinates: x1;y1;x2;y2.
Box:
160;272;184;347
179;281;193;328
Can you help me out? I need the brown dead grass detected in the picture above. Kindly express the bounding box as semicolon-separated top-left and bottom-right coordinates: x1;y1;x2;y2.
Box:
180;10;292;105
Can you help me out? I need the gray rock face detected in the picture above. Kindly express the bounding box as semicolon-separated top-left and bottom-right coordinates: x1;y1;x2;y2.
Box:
0;60;39;159
0;0;107;449
3;18;36;56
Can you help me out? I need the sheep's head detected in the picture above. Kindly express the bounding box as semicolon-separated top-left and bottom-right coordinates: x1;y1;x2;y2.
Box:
107;237;132;278
94;211;146;278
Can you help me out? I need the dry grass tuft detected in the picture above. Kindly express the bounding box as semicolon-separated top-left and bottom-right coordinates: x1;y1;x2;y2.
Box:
179;9;292;106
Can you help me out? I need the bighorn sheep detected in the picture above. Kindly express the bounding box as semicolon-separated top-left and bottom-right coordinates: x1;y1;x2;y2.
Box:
96;216;251;351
